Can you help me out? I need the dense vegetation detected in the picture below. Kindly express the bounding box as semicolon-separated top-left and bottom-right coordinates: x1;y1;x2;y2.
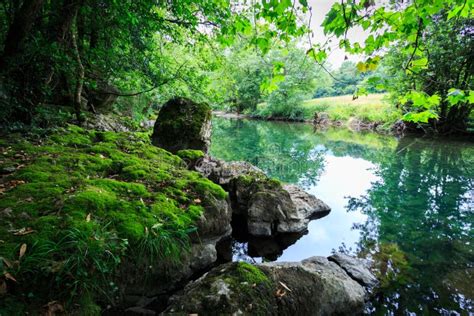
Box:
0;0;472;134
0;126;226;313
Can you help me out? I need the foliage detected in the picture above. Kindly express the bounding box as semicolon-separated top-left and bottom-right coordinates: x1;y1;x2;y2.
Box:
0;0;311;126
348;137;474;313
0;126;226;313
320;0;474;133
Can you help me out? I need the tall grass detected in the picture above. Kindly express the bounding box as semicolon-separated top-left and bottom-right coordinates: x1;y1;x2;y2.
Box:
302;94;401;125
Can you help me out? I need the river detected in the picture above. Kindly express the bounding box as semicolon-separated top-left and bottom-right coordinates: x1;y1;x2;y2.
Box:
210;116;474;315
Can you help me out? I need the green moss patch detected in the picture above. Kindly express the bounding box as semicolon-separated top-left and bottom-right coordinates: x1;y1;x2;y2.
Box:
176;149;205;161
169;262;276;315
0;125;227;314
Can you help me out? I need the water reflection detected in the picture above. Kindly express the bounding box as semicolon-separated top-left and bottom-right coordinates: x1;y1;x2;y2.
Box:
348;137;474;314
210;117;474;314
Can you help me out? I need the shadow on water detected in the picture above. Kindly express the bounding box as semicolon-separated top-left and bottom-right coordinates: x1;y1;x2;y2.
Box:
210;117;474;314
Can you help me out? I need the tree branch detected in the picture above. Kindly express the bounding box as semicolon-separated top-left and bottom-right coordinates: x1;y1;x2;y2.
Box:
98;63;187;97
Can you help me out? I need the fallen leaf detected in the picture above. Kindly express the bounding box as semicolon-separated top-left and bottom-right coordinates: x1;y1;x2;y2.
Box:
1;257;13;268
279;281;292;292
11;227;35;236
193;198;202;204
275;288;286;298
86;213;91;222
4;272;17;282
19;244;27;259
50;261;64;273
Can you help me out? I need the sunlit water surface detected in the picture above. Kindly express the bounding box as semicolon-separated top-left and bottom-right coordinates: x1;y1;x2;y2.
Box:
210;117;474;315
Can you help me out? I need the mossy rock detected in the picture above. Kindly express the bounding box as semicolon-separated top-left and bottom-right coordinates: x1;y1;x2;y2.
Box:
151;97;212;154
166;262;276;315
0;125;228;314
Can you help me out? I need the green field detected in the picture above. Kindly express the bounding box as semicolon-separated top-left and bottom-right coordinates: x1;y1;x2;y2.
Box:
301;94;401;126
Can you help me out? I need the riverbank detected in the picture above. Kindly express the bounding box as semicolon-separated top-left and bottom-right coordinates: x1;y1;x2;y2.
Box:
215;94;402;133
0;98;377;315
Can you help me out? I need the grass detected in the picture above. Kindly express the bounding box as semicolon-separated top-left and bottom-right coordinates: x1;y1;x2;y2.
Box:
302;94;401;127
254;94;401;129
0;126;227;314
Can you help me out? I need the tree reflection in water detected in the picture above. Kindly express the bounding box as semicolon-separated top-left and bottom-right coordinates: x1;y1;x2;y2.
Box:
347;137;474;314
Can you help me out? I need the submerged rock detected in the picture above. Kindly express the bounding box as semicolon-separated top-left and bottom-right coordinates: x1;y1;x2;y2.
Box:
152;97;212;154
165;254;375;315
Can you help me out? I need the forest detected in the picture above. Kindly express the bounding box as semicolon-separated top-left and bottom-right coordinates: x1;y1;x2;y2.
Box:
0;0;473;315
0;0;472;133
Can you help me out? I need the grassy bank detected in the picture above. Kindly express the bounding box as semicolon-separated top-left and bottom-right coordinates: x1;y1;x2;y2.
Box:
254;94;401;129
0;126;225;314
302;94;400;126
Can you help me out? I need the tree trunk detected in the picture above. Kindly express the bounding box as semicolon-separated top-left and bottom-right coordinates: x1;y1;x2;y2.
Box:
0;0;45;69
71;13;85;123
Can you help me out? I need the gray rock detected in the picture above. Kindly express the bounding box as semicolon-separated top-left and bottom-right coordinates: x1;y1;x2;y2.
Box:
1;166;16;174
279;184;331;233
196;156;330;238
329;252;378;289
151;97;212;154
84;114;129;132
166;255;373;315
195;156;263;186
313;112;330;125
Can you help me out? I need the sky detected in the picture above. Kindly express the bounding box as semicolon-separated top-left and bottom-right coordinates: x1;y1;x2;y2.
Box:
306;0;367;68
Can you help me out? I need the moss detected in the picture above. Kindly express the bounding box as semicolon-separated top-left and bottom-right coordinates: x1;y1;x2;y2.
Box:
235;174;282;191
0;124;227;314
236;262;270;285
176;149;205;160
152;97;211;153
178;262;275;315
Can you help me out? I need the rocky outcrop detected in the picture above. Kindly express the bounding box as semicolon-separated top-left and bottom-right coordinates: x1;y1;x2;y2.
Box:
196;156;330;237
152;97;212;154
195;157;263;186
166;254;375;315
313;112;330;125
194;156;331;260
119;194;232;310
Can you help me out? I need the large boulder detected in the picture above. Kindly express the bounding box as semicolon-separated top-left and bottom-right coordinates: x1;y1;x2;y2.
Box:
151;97;212;154
196;157;330;237
195;156;330;260
165;254;375;315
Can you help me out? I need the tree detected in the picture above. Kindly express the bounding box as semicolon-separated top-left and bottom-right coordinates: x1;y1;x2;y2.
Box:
319;0;473;134
0;0;311;126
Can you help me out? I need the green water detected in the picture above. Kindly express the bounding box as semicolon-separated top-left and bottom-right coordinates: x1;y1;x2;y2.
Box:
210;117;474;315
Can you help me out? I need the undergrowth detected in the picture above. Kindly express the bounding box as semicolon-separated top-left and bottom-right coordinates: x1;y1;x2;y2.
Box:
0;125;226;314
